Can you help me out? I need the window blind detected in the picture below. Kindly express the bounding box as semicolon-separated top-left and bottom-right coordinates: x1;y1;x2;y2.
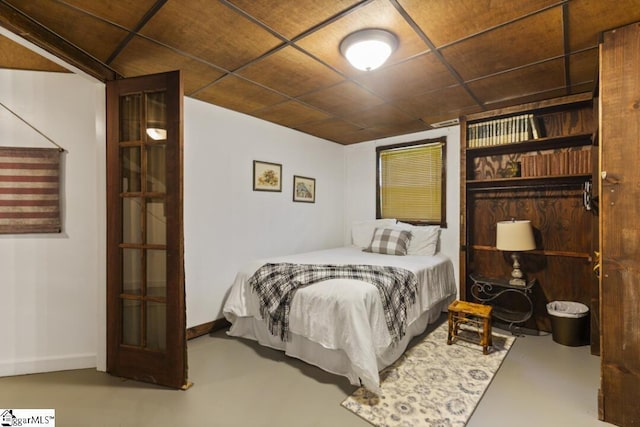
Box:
379;141;444;223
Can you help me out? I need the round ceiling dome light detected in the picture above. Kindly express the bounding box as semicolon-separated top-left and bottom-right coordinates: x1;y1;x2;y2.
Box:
339;29;398;71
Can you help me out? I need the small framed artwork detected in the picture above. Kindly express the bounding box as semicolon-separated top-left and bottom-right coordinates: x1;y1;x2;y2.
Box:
253;160;282;192
293;175;316;203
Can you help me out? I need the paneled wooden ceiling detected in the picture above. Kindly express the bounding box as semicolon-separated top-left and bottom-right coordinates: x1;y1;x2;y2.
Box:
1;0;639;145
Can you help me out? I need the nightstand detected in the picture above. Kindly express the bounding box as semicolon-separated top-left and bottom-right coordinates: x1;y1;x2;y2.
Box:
469;274;535;334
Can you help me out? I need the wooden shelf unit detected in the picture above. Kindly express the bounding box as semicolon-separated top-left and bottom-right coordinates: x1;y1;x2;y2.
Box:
460;93;599;344
466;174;591;188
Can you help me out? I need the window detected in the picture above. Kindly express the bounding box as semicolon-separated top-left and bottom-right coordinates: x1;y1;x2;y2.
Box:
376;137;446;227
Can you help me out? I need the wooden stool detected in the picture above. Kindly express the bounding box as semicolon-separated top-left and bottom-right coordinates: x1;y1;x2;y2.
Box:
447;300;493;354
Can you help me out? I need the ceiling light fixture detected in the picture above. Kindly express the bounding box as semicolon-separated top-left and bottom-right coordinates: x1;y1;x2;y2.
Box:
340;29;398;71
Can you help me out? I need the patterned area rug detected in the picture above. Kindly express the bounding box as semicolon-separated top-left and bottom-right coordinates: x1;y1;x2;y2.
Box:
341;321;515;427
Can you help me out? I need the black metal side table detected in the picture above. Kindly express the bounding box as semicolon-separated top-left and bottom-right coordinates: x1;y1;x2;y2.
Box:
469;274;535;334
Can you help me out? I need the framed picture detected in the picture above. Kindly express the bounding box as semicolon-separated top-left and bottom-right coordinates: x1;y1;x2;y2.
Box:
293;175;315;203
253;160;282;192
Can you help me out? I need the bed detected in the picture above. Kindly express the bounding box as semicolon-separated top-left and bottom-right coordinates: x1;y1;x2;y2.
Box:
222;223;457;393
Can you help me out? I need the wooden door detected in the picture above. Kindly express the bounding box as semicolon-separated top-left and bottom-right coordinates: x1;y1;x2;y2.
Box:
599;22;640;425
106;71;187;389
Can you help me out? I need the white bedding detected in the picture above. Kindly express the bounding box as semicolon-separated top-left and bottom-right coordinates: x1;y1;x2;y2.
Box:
222;246;457;392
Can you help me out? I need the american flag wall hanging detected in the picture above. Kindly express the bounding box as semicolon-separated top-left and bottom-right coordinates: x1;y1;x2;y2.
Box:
0;147;62;234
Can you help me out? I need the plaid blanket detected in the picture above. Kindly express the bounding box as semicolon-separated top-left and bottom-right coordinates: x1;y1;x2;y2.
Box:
248;263;418;343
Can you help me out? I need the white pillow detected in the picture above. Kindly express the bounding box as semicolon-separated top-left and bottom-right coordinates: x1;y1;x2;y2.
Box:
351;219;397;248
395;222;440;256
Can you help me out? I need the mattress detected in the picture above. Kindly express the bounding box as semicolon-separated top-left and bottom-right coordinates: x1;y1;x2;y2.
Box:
222;246;457;392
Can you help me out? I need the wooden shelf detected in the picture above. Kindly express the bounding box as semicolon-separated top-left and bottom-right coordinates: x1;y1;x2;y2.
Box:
466;133;592;155
466;174;591;189
470;245;592;260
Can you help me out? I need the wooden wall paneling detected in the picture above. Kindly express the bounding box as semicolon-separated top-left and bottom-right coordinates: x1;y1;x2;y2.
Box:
467;187;593;331
590;100;600;356
598;22;640;426
461;93;596;344
470;189;592;254
538;105;595;137
459;116;469;301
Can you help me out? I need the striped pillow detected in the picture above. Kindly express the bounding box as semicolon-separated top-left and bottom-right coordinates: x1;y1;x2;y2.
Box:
364;228;411;256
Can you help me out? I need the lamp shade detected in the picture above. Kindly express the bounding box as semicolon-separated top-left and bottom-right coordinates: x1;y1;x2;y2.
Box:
340;29;398;71
496;220;536;251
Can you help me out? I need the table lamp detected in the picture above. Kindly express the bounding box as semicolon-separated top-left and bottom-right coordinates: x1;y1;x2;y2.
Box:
496;219;536;286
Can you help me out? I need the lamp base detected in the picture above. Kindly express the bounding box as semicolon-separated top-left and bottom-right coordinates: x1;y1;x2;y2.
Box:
509;253;526;287
509;277;527;287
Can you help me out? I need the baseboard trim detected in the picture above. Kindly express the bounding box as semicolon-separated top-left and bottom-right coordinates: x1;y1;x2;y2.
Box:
186;318;230;340
0;353;96;377
0;322;229;377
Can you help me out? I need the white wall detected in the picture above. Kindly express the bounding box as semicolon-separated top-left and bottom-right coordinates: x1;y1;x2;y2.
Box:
0;69;106;376
344;126;461;291
0;65;345;375
0;63;457;377
184;98;345;326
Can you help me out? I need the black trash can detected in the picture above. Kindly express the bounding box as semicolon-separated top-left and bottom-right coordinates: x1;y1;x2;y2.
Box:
546;301;589;346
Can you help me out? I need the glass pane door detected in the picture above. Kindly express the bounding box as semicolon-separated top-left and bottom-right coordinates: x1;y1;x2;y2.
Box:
119;90;167;351
107;71;185;389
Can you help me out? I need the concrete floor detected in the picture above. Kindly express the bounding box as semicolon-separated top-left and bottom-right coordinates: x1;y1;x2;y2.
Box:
0;316;611;427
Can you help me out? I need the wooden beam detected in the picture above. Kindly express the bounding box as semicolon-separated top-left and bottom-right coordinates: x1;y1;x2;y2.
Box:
105;0;168;65
0;1;117;81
